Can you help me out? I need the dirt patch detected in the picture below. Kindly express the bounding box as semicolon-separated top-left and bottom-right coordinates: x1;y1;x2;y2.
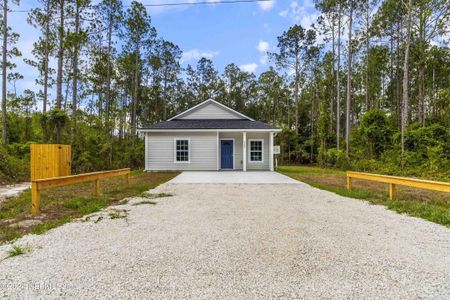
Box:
9;219;43;228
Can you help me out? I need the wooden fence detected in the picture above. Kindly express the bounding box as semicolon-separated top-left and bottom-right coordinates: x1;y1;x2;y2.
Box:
346;171;450;200
30;144;71;180
31;168;131;215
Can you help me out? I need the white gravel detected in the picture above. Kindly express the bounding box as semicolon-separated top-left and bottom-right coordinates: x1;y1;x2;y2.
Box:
0;181;449;299
0;182;30;206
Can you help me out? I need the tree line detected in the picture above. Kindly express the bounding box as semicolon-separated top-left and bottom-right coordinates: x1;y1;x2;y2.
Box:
0;0;449;181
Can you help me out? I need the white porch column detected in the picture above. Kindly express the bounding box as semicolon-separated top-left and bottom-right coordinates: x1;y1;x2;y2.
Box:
269;132;274;171
243;132;247;172
144;133;149;171
216;131;220;170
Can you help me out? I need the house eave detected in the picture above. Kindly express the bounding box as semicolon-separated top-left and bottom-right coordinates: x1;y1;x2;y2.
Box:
137;128;282;133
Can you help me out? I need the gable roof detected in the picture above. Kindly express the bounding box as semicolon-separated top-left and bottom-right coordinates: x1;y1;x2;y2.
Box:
140;119;277;130
168;99;254;121
138;99;281;132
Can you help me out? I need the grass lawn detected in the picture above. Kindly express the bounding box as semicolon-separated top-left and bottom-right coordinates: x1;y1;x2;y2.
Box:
278;165;450;227
0;171;179;244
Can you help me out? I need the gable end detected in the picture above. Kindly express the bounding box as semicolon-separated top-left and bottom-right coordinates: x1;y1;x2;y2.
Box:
168;99;254;121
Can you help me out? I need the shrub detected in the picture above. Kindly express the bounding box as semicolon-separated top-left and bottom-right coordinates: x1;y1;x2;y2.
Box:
357;110;392;158
0;145;28;182
325;148;351;169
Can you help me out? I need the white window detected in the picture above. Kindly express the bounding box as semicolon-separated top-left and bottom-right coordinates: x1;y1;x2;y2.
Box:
175;139;190;163
249;139;263;162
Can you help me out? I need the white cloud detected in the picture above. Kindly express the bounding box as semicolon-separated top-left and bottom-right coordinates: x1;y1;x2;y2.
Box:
257;40;270;52
259;55;268;65
181;49;219;64
258;0;275;11
278;1;318;28
239;63;258;73
279;9;288;17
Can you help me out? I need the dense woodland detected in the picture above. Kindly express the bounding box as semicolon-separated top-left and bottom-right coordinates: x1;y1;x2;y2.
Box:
0;0;449;182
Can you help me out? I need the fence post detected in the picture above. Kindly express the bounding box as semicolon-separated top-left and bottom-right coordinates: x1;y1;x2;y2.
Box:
93;179;100;196
346;176;352;191
126;173;130;186
389;183;396;200
31;182;40;215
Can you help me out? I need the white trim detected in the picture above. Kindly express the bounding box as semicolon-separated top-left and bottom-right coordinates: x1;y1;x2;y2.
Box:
173;138;191;163
219;138;235;170
248;139;264;163
167;99;255;121
138;129;281;133
269;132;274;171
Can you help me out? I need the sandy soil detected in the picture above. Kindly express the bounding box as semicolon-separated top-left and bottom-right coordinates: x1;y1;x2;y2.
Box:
0;183;30;205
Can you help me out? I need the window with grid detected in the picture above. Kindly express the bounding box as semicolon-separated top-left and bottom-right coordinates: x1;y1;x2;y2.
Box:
249;140;263;162
175;139;189;162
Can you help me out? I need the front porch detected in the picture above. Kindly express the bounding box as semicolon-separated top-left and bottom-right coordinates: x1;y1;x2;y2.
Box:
217;131;275;171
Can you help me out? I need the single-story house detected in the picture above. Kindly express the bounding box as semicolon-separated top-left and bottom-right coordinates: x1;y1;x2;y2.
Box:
138;99;281;171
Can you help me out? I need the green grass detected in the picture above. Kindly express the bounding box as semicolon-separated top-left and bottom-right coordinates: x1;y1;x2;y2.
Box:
132;201;157;206
278;165;450;227
108;209;128;220
0;171;179;244
140;192;173;199
7;245;26;257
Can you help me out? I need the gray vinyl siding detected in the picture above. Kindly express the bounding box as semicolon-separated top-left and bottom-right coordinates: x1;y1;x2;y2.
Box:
178;102;244;120
219;132;270;171
146;132;218;171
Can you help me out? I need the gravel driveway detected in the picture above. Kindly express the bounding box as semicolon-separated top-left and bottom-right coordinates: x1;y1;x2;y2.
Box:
1;180;449;299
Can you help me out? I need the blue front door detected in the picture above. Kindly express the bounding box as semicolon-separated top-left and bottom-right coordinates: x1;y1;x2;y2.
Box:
221;140;233;169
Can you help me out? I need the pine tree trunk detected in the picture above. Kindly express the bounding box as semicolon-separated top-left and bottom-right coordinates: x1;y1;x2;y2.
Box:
119;93;124;144
418;12;426;126
336;3;342;151
131;44;139;138
43;0;51;114
401;0;413;161
56;0;64;109
418;67;425;125
71;2;80;139
106;12;113;120
1;0;7;145
294;53;300;132
365;0;370;111
345;1;353;156
389;26;394;114
396;22;402;128
330;14;335;132
163;76;167;120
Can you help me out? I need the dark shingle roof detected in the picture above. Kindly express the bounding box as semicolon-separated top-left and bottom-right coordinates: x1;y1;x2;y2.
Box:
140;119;277;130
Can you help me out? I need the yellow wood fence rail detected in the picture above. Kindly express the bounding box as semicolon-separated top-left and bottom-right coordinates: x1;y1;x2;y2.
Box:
346;171;450;200
31;168;131;215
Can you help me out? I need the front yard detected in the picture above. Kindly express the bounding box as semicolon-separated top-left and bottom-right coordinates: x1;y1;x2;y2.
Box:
0;171;179;244
278;165;450;227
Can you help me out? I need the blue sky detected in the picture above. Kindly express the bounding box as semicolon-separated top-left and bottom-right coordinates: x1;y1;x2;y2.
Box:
9;0;319;95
